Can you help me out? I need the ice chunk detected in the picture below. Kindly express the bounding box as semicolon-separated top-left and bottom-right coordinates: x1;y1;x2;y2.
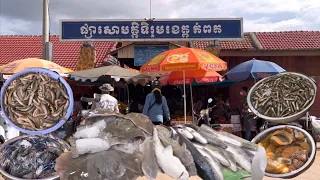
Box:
92;120;106;130
74;126;100;139
76;138;110;155
74;120;106;139
112;140;141;154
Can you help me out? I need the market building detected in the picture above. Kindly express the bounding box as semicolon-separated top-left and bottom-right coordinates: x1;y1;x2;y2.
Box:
1;31;320;115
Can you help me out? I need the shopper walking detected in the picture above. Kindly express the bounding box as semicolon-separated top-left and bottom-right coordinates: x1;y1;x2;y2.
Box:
143;80;170;125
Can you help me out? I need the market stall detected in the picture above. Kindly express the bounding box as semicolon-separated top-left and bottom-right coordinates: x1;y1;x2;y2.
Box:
0;67;317;180
141;47;227;123
159;69;222;124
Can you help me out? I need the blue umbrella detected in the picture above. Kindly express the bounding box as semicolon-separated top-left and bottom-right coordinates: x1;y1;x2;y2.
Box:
224;59;286;81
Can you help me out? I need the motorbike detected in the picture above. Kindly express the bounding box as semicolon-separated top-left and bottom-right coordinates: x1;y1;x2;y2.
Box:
195;98;216;126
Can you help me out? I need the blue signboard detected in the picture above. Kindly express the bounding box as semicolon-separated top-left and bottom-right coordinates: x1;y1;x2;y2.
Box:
59;18;243;41
134;45;169;66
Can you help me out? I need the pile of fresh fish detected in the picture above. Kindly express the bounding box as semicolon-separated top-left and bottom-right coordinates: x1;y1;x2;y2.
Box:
174;124;259;180
0;135;69;179
55;110;197;180
3;73;70;130
250;73;315;117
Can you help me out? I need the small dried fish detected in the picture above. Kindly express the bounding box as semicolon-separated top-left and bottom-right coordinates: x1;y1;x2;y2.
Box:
250;73;315;117
4;73;69;130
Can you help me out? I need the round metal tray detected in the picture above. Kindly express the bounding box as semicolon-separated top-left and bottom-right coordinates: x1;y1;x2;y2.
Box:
252;125;316;178
247;72;317;124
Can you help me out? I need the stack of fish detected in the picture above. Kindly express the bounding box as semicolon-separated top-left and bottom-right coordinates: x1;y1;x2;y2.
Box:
54;110;197;180
174;124;260;180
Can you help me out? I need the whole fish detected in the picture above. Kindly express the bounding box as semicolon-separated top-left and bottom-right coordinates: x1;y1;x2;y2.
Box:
153;128;189;180
175;129;217;180
185;124;200;131
195;146;224;180
203;147;230;167
219;132;258;151
225;144;252;173
140;137;158;180
199;125;241;147
185;127;207;144
168;127;198;176
193;143;230;167
216;146;238;172
243;148;256;160
200;125;257;151
198;131;227;149
176;128;194;140
156;126;197;176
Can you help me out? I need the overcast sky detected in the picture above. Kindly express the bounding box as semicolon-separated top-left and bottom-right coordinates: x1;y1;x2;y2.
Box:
1;0;320;35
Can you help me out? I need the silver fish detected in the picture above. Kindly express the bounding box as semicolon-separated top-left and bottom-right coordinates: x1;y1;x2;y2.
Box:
156;126;197;176
199;125;258;151
203;146;230;167
195;146;224;180
243;148;256;160
219;132;258;151
185;127;207;144
140;137;158;180
175;129;217;180
194;143;230;168
199;125;242;147
225;143;251;173
215;146;238;172
198;131;227;149
176;128;194;140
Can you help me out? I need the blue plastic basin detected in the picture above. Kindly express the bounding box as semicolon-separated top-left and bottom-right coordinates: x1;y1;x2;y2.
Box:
0;68;74;135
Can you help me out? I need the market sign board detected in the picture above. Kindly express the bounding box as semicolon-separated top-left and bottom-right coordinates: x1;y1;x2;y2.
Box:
59;18;243;41
134;45;169;66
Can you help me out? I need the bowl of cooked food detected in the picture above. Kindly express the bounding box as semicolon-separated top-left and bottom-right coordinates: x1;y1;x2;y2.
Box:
252;125;316;178
247;72;317;124
0;134;70;180
0;68;74;135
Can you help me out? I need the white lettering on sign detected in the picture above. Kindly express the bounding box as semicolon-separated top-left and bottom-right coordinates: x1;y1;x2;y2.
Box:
193;23;201;34
79;22;223;39
104;26;120;35
131;22;140;38
121;26;130;34
171;25;180;34
98;26;102;34
213;25;222;33
181;25;190;38
156;25;164;34
141;22;149;34
203;25;212;33
150;25;155;37
166;25;170;34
